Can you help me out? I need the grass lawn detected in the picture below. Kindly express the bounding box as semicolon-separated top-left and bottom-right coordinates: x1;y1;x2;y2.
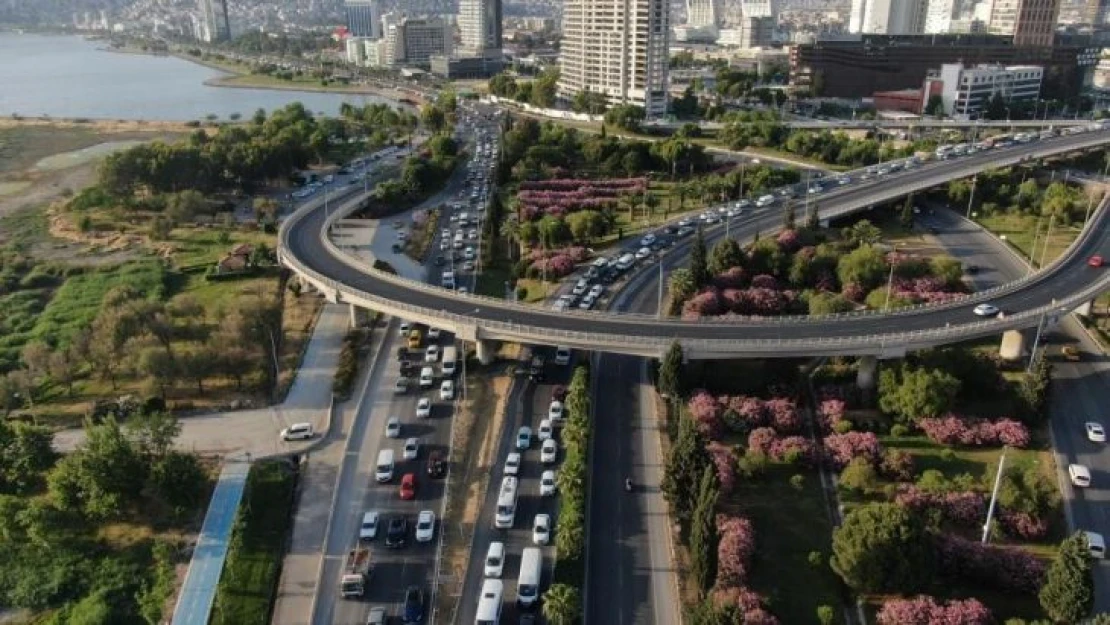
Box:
977;213;1082;268
210;460;297;625
721;464;844;624
169;226;277;269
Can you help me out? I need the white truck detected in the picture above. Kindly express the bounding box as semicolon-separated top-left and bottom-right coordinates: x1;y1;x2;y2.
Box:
340;547;372;598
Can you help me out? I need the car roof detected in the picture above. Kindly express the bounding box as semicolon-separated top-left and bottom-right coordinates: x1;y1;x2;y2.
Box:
363;511;378;522
1070;464;1092;476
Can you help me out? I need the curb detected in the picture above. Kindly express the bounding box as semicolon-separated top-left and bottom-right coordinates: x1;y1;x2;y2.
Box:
304;317;393;624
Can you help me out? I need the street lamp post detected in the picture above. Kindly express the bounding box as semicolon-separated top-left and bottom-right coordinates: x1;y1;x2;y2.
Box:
1039;214;1056;267
882;260;897;312
982;448;1007;544
965;175;977;219
1027;313;1047;372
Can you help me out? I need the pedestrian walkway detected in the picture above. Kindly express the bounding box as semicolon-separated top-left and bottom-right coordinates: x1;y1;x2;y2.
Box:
171;461;251;625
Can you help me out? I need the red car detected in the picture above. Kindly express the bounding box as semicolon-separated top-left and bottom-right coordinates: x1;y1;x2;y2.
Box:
1089;255;1104;268
399;473;416;500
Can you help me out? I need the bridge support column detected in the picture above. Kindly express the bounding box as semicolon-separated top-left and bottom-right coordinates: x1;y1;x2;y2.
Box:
857;356;878;391
476;339;497;365
1075;300;1094;318
348;303;359;329
1000;330;1025;362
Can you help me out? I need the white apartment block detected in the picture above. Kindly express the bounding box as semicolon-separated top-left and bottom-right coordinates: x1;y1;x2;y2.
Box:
938;63;1043;118
458;0;502;57
686;0;720;28
924;0;956;33
557;0;670;116
849;0;927;33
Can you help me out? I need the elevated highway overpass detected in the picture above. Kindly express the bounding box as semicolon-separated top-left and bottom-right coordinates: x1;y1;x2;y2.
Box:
279;128;1110;361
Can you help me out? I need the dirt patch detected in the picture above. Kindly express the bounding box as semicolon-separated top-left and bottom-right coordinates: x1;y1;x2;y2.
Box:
435;346;520;620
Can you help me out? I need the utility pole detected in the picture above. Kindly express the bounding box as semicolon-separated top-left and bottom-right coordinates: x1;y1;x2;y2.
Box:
965;175;977;219
1039;214;1056;267
882;260;897;312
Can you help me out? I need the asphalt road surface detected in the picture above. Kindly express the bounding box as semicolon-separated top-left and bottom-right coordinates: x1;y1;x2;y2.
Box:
456;352;566;625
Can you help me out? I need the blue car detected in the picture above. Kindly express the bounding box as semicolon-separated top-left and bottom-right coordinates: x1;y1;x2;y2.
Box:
403;585;424;623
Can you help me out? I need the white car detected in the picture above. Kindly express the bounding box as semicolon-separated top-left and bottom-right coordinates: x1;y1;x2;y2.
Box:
416;398;432;418
1086;422;1106;442
541;438;558;464
399;322;412;337
571;281;588;296
281;422;314;441
635;247;652;261
540;470;557;496
505;452;521;476
464;247;476;260
538;419;553;441
1069;463;1092;488
425;345;440;363
415;510;436;542
428;327;442;340
439;380;455;400
484;542;505;577
640;234;656;247
588;285;604;299
385;417;402;438
359;511;379;540
516;426;533;450
403;437;420;460
973;303;1000;317
441;229;450;240
532;514;551;545
548;401;564;421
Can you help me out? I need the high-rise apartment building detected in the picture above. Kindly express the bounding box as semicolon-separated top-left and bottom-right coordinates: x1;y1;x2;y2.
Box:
988;0;1060;46
848;0;927;34
345;0;381;39
557;0;670;116
458;0;503;57
1085;0;1110;25
686;0;719;28
924;0;956;33
198;0;230;42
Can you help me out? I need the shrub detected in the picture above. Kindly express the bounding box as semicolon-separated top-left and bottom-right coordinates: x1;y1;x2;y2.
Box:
840;457;878;493
769;436;817;466
879;449;915;482
889;424;909;438
894;486;986;528
822;432;883;469
765;398;801;434
707;442;737;494
716;515;756;588
817;398;846;432
747;427;777;456
918;415;1030;448
876;596;992;625
688;390;724;439
791;474;806;490
934;535;1046;594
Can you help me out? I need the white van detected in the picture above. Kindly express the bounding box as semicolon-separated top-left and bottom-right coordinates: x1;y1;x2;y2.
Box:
516;547;543;607
419;366;435;388
484;541;505;577
475;579;504;625
755;194;775;207
375;449;395;483
554;346;571;366
442;345;459;376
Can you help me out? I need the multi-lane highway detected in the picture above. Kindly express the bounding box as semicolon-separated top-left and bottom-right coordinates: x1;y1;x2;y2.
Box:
454;354;566;624
280;128;1110;358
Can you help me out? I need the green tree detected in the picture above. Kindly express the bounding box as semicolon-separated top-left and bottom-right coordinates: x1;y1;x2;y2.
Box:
531;69;560;108
836;245;888;291
707;238;744;277
1040;532;1094;622
0;420;56;495
126;411;181;460
808;291;855;316
925;94;945;117
48;417;147;520
668;268;697;315
688;466;720;594
689;227;709;287
420;104;447;133
783;200;796;230
985;92;1008;120
566;209;607;243
878;364;961;422
900;196;914;230
542;583;581;625
662;415;711;524
842;220;882;248
658;341;686;398
166;190;207;223
830;503;935;593
604;104;647;132
151;451;207;515
839;457;878;494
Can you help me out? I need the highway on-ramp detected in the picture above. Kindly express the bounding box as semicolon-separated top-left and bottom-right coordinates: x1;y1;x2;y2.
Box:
281;129;1110;358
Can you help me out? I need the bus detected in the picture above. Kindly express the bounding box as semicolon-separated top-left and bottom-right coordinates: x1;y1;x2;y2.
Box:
475;579;504;625
494;477;518;529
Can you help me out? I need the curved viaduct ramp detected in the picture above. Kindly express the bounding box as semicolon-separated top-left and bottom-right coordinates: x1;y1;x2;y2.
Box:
280;130;1110;359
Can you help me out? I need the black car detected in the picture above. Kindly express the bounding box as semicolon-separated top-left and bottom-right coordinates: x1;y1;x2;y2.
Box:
402;586;425;623
426;451;447;478
528;356;545;382
435;255;446;266
385;517;408;548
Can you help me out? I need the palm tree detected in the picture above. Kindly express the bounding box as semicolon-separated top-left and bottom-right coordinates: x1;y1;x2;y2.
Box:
542;584;581;625
499;216;520;261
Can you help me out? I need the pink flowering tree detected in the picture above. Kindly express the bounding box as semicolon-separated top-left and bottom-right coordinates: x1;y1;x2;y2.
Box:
765;398;801;434
716;514;756;588
747;427;777;456
687;390;724;439
817;399;846;433
918;415;1030;448
769;436;817;466
877;596;992;625
707;442;738;494
822;432;884;469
